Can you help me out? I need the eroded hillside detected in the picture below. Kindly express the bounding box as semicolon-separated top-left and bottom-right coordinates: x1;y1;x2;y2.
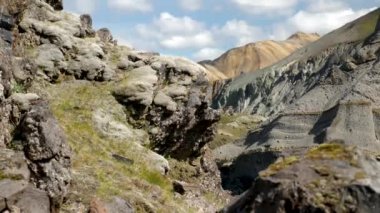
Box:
201;32;320;81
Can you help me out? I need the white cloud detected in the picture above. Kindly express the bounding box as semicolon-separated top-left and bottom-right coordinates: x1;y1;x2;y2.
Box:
193;48;224;61
231;0;298;15
74;0;96;14
179;0;202;11
153;12;204;34
289;8;374;34
219;20;265;46
108;0;153;12
161;32;214;49
271;3;376;39
130;12;214;51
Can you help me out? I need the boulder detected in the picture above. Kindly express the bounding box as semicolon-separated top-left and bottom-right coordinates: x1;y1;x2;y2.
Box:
19;100;71;209
80;14;95;37
97;28;113;43
0;180;50;213
113;66;158;110
221;144;380;213
0;149;30;180
114;55;220;159
7;185;51;213
153;91;177;112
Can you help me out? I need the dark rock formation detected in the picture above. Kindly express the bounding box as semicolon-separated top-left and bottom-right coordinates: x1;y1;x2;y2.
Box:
113;56;220;159
221;144;380;213
80;14;95;37
44;0;63;10
97;28;114;43
19;100;71;209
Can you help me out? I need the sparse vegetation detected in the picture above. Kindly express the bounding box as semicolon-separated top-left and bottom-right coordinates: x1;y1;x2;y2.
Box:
42;80;205;212
0;170;24;180
306;142;356;165
260;156;299;177
11;82;26;93
209;114;262;149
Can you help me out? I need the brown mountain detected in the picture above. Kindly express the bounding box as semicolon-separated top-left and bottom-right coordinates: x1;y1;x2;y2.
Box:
201;32;320;80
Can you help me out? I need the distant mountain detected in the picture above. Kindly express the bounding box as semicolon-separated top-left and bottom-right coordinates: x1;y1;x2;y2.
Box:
201;32;320;80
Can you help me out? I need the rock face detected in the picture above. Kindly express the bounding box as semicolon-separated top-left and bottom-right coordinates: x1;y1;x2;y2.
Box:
200;32;319;80
114;56;220;159
213;9;380;116
0;1;71;212
214;7;380;199
18;100;71;207
18;0;116;82
222;144;380;213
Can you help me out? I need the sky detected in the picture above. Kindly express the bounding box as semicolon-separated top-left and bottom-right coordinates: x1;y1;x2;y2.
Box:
63;0;379;61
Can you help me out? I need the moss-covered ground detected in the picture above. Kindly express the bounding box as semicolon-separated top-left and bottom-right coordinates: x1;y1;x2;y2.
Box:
40;80;200;212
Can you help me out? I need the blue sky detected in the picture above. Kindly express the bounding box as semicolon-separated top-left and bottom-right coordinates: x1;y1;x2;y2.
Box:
63;0;379;61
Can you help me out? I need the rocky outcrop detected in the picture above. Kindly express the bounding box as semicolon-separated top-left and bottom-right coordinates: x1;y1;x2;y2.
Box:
18;0;116;82
114;55;220;159
80;14;96;38
222;144;380;213
18;100;71;207
214;8;380;196
200;32;319;80
0;2;72;212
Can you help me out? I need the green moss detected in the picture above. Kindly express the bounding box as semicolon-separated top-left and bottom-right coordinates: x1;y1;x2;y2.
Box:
306;142;355;164
140;168;171;189
209;114;261;149
354;171;367;180
0;171;24;181
260;156;299;177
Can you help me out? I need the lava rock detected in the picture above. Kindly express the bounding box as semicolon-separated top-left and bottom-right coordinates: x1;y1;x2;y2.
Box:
221;144;380;213
19;100;71;210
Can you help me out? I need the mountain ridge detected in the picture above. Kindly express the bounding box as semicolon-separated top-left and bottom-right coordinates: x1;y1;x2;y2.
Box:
201;32;320;81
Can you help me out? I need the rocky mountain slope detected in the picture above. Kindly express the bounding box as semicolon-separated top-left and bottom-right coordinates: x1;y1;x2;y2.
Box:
2;0;380;212
201;32;320;80
212;8;380;210
0;0;229;212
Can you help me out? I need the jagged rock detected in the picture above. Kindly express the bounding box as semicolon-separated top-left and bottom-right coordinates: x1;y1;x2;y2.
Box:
0;180;50;213
0;149;30;180
35;44;64;81
113;66;158;110
7;185;51;213
221;144;380;213
153;91;177;112
114;55;220;159
12;57;37;85
18;100;71;209
97;28;113;43
80;14;95;37
43;0;63;11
